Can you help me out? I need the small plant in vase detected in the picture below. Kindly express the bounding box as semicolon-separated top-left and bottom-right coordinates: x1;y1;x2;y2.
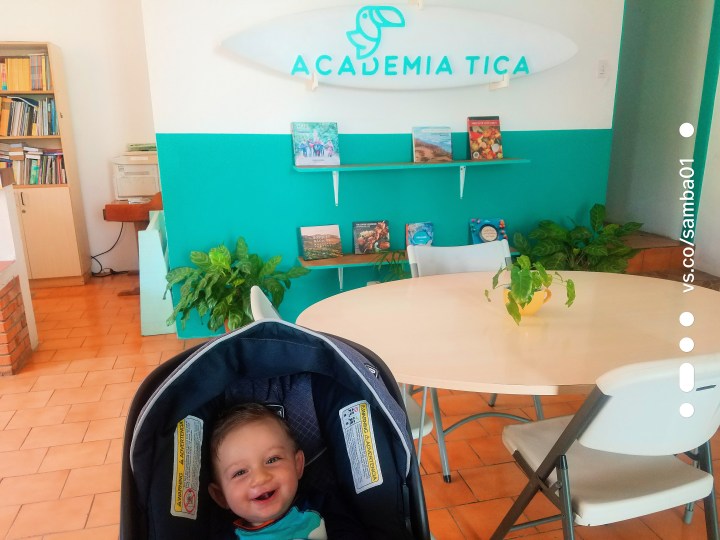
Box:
485;255;576;325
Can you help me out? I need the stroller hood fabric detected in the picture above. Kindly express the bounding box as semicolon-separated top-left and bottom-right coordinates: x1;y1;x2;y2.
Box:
123;320;427;539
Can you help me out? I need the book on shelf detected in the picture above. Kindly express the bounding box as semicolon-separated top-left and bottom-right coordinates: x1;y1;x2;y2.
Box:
469;218;508;244
291;122;340;166
467;116;503;160
411;126;453;163
405;222;434;247
352;220;390;255
299;224;343;261
127;142;157;152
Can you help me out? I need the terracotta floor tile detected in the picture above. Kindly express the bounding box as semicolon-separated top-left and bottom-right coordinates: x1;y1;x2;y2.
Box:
0;505;20;539
460;462;529;502
450;498;530;539
0;390;53;412
31;372;87;392
576;518;662;539
41;310;86;323
113;352;162;369
0;428;30;452
105;438;123;464
441;415;491;441
107;322;141;336
25;349;59;364
87;491;120;527
46;385;105;406
36;337;87;351
100;381;141;401
439;392;494;416
0;410;13;429
421;472;477;510
64;399;125;423
21;421;89;449
50;347;101;363
39;440;111;472
84;417;126;442
81;334;128;348
68;325;112;338
6;495;93;538
419;440;483;476
132;365;158;381
429;508;465;540
44;524;120;539
61;462;121;498
0;470;69;506
6;404;70;429
65;356;117;374
640;506;708;540
139;340;185;354
95;343;144;357
0;448;47;477
0;377;37;396
40;328;74;340
82;367;134;387
14;361;72;377
467;434;514;465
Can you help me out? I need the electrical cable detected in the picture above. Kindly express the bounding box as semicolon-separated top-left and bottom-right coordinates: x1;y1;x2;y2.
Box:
90;222;129;277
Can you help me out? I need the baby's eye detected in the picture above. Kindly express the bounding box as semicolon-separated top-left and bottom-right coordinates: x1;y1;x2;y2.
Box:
266;456;280;464
232;469;247;478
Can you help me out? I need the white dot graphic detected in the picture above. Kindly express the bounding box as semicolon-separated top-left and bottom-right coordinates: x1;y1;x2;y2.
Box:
679;403;694;418
679;337;695;352
679;312;695;326
679;123;695;137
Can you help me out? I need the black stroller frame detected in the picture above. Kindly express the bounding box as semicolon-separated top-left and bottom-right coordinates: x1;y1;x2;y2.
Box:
121;320;430;539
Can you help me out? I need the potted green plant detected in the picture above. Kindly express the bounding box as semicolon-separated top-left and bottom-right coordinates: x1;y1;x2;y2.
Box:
165;236;310;332
486;254;576;325
514;203;642;273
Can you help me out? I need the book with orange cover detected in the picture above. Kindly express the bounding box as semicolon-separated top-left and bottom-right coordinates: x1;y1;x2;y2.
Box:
467;116;503;160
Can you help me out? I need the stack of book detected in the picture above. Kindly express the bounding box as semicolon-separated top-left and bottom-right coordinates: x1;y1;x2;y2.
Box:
0;96;58;137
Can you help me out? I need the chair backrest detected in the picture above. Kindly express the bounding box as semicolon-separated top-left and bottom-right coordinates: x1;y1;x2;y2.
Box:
250;285;281;320
578;354;720;456
406;240;511;278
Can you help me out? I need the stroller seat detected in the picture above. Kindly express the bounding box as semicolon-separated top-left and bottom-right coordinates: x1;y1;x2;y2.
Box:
121;320;430;539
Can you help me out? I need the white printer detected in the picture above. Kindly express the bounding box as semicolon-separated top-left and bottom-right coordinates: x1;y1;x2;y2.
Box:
111;151;160;200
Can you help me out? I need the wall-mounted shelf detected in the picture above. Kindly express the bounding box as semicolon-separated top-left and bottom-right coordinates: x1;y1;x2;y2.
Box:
293;158;530;205
298;252;407;289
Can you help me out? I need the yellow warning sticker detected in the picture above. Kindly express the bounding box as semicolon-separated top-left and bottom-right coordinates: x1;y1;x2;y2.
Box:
170;415;203;519
339;400;383;493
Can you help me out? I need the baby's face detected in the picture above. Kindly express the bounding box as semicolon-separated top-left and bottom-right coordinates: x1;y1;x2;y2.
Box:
210;419;304;527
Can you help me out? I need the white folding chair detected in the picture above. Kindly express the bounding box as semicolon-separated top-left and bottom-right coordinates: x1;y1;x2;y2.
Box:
249;285;281;320
407;240;543;481
491;354;720;540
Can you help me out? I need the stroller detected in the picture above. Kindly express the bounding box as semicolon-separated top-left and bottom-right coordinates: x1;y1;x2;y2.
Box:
121;320;430;539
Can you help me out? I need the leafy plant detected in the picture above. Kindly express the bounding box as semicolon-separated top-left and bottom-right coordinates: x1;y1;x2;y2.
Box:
514;203;642;273
165;237;310;332
374;249;411;282
485;255;575;325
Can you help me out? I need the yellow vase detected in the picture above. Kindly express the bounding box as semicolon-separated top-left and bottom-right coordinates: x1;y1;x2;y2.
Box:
503;288;552;316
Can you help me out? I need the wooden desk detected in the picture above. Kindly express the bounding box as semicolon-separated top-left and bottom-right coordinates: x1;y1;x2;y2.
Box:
103;192;163;231
298;272;720;479
102;192;163;295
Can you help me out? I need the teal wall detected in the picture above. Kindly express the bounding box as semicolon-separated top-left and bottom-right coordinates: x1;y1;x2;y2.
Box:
159;129;612;337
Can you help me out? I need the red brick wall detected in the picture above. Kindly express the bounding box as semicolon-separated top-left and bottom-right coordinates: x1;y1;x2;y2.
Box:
0;276;31;375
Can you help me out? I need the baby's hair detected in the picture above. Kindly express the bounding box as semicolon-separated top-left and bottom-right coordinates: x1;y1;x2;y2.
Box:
210;403;300;462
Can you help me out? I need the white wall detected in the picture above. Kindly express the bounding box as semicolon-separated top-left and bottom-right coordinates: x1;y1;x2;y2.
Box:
0;0;155;271
142;0;623;134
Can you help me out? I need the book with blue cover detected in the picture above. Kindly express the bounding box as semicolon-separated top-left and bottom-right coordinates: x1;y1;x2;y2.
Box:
405;222;434;247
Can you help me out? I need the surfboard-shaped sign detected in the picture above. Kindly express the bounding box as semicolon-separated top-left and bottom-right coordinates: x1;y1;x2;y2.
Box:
222;5;578;90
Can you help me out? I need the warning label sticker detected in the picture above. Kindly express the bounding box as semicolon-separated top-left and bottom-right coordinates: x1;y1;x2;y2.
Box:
170;415;203;519
339;400;383;493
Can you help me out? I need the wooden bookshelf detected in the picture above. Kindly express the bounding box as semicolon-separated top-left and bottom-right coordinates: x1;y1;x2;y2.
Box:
1;42;90;285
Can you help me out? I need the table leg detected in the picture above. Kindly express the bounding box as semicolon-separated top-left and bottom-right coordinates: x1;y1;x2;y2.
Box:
431;388;452;483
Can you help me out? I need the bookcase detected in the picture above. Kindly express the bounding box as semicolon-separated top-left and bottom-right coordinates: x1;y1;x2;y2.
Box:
0;42;90;285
